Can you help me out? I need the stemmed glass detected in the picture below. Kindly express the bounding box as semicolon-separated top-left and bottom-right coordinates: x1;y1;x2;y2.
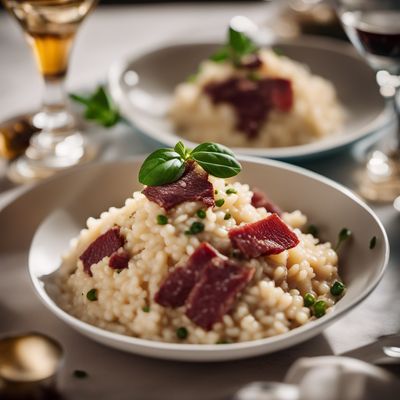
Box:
2;0;98;183
336;0;400;202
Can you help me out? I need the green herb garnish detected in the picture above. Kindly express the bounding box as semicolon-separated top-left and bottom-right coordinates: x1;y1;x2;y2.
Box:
335;228;352;251
142;306;150;313
248;71;262;81
138;141;241;186
210;26;258;66
306;224;319;237
313;300;327;318
176;327;188;339
303;293;316;307
273;47;284;56
157;214;168;225
330;281;345;296
369;236;377;249
226;188;237;195
73;370;88;379
214;190;219;195
196;209;207;219
185;221;205;235
224;213;231;220
86;289;97;301
70;85;120;127
216;339;231;344
215;199;225;207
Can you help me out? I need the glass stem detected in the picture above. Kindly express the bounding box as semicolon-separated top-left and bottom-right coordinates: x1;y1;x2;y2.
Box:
395;89;400;152
33;76;75;138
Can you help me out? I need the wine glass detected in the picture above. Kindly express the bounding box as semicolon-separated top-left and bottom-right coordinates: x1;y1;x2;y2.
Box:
336;0;400;202
2;0;98;183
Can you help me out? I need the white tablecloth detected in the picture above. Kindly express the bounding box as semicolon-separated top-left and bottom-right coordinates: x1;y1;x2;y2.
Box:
0;3;399;399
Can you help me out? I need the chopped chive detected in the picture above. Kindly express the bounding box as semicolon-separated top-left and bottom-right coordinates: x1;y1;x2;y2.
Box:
176;327;188;339
303;293;315;307
330;281;345;296
142;306;150;313
306;224;319;237
216;339;231;344
86;289;97;301
313;300;327;318
335;228;352;251
226;188;237;195
214;190;219;195
369;236;377;249
196;209;207;219
248;71;262;81
73;370;88;379
215;199;225;207
224;213;231;220
232;249;244;259
273;47;284;56
157;214;168;225
185;221;205;235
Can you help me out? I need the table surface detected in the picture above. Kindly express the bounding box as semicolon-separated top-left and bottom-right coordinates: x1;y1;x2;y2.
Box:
1;3;399;399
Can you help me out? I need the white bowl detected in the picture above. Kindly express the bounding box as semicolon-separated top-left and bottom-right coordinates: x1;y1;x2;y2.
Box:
26;157;388;361
108;37;391;161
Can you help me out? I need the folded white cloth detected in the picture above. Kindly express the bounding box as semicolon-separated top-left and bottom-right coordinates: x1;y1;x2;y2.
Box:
286;356;399;400
234;356;400;400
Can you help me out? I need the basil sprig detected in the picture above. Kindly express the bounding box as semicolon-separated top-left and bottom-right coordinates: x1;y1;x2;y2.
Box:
70;85;121;128
139;141;242;186
210;26;258;66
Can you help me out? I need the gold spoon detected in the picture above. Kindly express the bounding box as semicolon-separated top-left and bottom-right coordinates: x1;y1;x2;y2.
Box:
0;332;64;399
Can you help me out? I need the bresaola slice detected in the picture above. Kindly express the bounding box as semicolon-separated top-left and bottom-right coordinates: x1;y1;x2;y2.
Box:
251;187;282;215
204;77;293;139
109;251;130;270
79;227;125;276
228;214;299;258
155;243;219;308
142;162;214;211
185;258;255;331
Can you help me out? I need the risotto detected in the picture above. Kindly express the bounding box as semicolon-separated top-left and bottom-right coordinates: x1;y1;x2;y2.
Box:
57;144;345;344
170;47;344;148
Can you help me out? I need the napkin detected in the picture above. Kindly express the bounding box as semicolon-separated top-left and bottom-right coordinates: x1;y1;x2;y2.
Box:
286;356;400;400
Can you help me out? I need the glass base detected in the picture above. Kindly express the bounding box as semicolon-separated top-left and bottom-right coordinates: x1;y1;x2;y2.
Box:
7;130;96;184
357;149;400;202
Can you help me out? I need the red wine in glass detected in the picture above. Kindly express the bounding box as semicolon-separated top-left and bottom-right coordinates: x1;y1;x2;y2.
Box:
341;10;400;74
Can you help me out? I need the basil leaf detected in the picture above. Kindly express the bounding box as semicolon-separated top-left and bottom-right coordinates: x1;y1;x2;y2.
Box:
228;27;258;57
190;142;241;178
70;85;121;128
138;149;185;186
210;47;230;63
174;141;191;160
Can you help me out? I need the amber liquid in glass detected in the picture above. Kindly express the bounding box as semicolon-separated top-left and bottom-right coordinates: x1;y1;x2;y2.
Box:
3;0;96;80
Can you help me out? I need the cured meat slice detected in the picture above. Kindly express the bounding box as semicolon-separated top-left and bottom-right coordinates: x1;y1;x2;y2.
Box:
79;227;125;276
155;243;219;308
185;258;255;331
251;188;282;215
260;78;293;112
109;251;130;270
143;162;214;210
204;77;293;139
228;214;299;258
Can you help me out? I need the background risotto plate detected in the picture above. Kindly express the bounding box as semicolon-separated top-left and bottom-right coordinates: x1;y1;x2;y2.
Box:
25;157;389;361
108;37;390;161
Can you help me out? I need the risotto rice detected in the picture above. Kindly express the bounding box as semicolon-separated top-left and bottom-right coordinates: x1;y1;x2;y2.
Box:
170;49;344;148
